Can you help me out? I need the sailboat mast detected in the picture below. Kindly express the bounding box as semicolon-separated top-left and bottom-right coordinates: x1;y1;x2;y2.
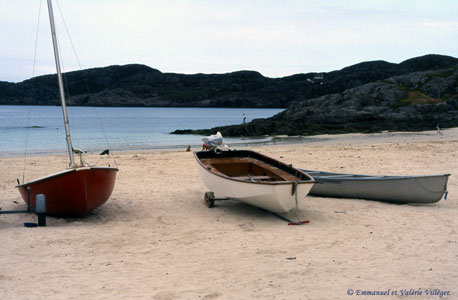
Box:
46;0;75;167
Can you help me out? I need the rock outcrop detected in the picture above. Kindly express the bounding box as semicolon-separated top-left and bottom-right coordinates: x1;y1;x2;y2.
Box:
175;67;458;136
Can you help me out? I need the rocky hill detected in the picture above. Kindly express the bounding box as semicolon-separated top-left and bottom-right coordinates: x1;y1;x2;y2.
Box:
1;54;457;108
174;67;458;136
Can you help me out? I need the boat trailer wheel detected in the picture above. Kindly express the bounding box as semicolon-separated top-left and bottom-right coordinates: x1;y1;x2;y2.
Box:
204;192;215;208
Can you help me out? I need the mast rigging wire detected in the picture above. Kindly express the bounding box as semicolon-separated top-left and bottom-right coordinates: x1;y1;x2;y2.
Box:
55;0;117;167
22;0;117;170
22;0;43;183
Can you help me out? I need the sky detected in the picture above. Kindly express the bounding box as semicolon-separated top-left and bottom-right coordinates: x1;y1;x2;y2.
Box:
0;0;457;82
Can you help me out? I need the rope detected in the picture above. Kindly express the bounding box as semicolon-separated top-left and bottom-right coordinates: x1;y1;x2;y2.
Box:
54;0;117;168
22;0;43;183
93;107;118;168
55;0;82;69
32;0;43;78
288;180;310;225
21;107;32;183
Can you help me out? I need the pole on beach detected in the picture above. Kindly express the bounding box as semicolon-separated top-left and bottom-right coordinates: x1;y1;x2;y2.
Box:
35;194;47;226
0;192;47;227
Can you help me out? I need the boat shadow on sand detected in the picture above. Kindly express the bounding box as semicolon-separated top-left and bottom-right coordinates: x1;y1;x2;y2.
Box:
0;200;130;228
202;198;321;225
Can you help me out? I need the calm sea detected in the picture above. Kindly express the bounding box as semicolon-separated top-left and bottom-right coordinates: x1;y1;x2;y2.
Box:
0;105;283;156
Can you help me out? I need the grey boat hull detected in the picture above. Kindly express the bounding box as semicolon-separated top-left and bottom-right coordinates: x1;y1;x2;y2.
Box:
300;169;450;204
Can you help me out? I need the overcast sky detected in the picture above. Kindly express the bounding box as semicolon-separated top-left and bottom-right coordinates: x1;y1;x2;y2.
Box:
0;0;457;82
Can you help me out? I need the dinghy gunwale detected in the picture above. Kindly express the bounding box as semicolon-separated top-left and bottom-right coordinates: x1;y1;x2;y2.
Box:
194;150;315;186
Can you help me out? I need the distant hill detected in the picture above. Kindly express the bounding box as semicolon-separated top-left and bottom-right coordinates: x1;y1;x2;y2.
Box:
175;66;458;136
1;54;457;108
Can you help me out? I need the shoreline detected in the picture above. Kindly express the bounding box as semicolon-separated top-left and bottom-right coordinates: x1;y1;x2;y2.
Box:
2;127;456;159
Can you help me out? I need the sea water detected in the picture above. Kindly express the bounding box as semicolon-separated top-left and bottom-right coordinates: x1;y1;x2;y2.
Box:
0;105;283;156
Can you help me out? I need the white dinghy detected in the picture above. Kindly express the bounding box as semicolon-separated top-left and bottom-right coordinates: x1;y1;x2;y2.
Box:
194;149;315;213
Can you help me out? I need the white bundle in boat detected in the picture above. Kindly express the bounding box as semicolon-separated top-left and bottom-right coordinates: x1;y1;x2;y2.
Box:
201;132;223;148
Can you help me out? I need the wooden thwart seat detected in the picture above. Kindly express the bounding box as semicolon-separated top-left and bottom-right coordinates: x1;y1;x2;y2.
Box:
232;175;271;181
200;157;299;182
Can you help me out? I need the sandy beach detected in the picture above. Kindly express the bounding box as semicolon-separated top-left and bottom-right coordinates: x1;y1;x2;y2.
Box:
0;129;456;299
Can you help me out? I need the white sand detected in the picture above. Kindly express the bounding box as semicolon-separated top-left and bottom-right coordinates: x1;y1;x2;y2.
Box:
0;129;457;299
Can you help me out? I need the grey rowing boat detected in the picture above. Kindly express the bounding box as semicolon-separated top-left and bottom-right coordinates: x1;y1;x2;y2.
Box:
300;169;450;204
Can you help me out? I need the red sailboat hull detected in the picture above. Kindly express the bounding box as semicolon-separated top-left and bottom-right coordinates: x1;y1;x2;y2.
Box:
17;167;118;217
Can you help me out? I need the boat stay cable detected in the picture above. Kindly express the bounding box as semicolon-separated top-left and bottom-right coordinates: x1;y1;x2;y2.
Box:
55;0;82;69
54;0;118;168
47;0;75;167
21;0;44;184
